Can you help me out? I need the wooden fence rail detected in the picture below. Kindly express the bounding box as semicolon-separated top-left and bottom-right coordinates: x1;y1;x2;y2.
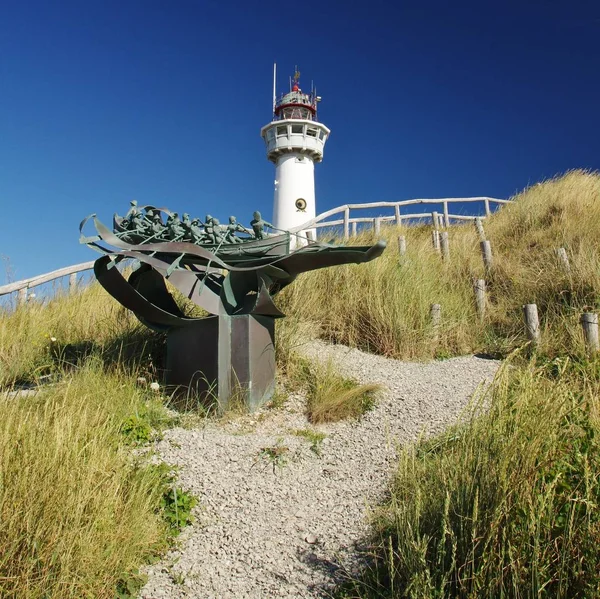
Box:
291;196;507;239
0;261;96;298
2;196;507;300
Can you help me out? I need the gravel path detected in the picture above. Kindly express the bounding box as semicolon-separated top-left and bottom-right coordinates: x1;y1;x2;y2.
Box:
140;341;500;599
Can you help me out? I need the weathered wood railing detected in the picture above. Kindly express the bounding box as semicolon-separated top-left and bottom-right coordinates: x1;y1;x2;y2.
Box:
291;197;509;240
0;261;96;304
1;196;508;304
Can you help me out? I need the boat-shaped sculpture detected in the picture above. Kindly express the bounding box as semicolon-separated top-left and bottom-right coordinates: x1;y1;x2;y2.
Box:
80;201;387;411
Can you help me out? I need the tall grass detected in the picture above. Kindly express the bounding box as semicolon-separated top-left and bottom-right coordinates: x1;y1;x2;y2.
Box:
0;361;171;599
0;283;160;387
280;170;600;360
341;354;600;598
1;170;599;597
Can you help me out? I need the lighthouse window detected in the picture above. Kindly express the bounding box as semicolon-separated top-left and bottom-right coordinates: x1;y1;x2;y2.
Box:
266;129;275;141
306;127;318;137
291;124;303;134
319;130;326;140
276;125;288;137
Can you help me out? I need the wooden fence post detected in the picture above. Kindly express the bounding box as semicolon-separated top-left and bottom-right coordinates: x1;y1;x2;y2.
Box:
443;201;450;228
343;207;350;240
398;235;406;257
581;313;599;353
394;204;401;227
430;304;441;343
69;273;77;294
374;217;381;235
432;211;440;229
480;240;493;272
555;247;571;273
351;221;357;237
484;198;491;217
474;217;486;241
18;288;27;307
523;304;540;346
432;229;440;251
440;231;450;260
474;279;486;320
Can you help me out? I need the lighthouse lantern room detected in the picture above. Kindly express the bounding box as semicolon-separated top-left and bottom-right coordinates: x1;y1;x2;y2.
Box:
261;66;330;245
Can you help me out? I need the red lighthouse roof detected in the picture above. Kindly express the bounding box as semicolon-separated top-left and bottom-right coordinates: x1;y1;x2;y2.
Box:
274;67;318;121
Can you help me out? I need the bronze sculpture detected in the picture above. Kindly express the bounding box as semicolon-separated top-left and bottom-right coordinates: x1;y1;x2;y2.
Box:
81;203;386;410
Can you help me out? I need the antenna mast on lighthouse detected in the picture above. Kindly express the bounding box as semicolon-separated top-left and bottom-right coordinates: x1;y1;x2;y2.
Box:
272;63;277;116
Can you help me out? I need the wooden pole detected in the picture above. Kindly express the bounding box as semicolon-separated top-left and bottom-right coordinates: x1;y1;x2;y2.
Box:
555;247;571;273
394;204;401;227
374;217;381;235
480;240;493;272
581;313;599;353
432;211;440;229
398;235;406;257
430;304;441;343
474;217;486;241
351;221;357;237
18;288;27;307
343;207;350;240
443;201;450;228
440;231;450;260
474;279;486;319
69;273;77;294
523;304;540;346
432;229;440;251
484;198;491;217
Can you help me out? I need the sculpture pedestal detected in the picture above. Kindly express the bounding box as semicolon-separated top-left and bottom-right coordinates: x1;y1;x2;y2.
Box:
165;314;276;412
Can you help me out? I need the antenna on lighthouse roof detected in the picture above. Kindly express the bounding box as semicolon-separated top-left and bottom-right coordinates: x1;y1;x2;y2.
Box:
272;63;277;116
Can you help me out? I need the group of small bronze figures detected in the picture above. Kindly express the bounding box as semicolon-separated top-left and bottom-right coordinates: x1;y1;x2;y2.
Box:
114;201;276;246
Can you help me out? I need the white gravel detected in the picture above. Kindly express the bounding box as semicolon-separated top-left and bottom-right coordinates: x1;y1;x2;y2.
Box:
140;340;500;599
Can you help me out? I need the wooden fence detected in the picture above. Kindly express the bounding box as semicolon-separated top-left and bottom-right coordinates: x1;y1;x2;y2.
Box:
290;196;510;240
0;196;507;303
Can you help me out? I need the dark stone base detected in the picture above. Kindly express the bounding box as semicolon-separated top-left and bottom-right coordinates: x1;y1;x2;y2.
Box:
165;314;276;412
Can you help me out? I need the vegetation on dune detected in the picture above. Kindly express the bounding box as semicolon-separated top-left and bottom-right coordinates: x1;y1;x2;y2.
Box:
331;170;600;598
0;282;162;388
1;170;599;597
279;169;600;361
0;361;193;599
339;355;600;598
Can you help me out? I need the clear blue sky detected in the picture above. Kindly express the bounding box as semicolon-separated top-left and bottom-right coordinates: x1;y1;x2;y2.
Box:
1;0;599;280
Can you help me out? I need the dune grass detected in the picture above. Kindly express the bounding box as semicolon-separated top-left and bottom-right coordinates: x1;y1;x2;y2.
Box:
1;170;599;597
0;283;161;387
279;169;600;361
0;360;176;599
328;170;600;597
339;354;600;598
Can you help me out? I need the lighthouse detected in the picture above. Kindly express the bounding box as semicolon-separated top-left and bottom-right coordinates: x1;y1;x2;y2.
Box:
261;66;330;245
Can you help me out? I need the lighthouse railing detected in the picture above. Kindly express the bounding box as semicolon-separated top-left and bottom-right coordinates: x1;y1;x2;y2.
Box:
290;197;510;240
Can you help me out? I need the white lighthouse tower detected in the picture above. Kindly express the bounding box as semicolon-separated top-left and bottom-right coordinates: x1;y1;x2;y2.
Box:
261;66;330;244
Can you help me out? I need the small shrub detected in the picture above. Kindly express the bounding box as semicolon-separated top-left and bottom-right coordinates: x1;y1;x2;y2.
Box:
160;485;197;535
115;570;148;599
120;411;153;445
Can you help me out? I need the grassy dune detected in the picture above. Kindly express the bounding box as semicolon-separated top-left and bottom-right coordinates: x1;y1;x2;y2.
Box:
279;169;600;360
340;354;600;598
333;172;600;598
1;170;599;597
0;363;172;599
